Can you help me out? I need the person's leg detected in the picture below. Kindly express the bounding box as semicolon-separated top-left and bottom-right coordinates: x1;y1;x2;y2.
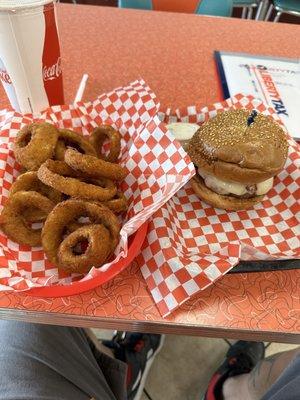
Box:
204;341;300;400
223;348;300;400
0;320;127;400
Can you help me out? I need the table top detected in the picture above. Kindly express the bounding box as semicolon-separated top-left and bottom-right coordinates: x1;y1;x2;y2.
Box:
0;4;299;343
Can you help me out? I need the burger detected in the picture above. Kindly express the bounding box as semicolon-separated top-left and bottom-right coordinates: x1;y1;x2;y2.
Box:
186;109;288;211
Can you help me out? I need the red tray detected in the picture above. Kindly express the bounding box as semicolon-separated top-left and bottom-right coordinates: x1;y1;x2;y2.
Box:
25;221;149;298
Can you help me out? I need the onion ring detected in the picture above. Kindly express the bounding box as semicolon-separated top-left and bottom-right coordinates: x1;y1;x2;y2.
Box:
10;171;62;222
54;129;96;161
38;160;117;201
57;224;112;273
64;148;127;181
102;192;128;214
90;125;121;162
0;191;55;246
14;123;59;170
42;200;120;271
66;192;127;229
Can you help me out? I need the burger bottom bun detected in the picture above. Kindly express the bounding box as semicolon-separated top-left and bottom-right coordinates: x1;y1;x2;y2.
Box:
191;175;264;211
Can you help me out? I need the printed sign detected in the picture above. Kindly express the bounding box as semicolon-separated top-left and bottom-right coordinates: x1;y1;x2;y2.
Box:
215;51;300;140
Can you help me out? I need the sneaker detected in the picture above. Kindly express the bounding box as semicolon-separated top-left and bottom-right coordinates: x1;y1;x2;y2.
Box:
103;331;164;400
204;341;265;400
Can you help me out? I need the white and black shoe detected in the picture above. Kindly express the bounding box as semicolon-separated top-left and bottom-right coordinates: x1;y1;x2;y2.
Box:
103;331;164;400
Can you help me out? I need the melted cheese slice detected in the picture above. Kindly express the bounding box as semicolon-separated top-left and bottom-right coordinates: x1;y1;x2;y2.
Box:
198;169;273;196
256;178;274;195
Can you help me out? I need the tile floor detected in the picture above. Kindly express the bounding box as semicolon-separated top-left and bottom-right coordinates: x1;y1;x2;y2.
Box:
92;329;299;400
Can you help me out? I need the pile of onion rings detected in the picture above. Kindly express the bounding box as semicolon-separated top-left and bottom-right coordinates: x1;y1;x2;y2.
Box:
0;122;128;274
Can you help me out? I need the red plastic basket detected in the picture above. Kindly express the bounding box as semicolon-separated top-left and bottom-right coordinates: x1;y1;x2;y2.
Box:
25;221;149;298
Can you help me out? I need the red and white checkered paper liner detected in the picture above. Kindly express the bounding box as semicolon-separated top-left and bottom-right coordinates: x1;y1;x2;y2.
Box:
138;94;300;317
0;79;194;291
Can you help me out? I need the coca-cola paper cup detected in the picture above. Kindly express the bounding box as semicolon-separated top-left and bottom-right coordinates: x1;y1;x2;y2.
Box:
0;0;64;114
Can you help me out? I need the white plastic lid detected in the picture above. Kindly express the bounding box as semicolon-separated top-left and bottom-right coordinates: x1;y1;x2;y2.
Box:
0;0;53;11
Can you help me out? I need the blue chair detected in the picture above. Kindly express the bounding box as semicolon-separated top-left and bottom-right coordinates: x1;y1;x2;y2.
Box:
265;0;300;22
233;0;260;19
119;0;233;17
196;0;233;17
119;0;153;10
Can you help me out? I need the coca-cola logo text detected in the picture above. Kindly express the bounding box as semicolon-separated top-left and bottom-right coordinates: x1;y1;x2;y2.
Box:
43;57;62;81
0;68;12;84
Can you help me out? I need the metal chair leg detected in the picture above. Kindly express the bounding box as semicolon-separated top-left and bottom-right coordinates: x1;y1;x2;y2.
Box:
247;7;253;19
256;0;270;20
265;4;273;20
274;11;282;22
255;0;264;20
241;7;247;18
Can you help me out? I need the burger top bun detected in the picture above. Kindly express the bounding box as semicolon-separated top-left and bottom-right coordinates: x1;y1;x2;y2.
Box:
187;110;288;184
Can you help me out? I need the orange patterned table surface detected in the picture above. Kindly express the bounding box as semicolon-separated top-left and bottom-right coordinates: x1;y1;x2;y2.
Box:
0;4;299;342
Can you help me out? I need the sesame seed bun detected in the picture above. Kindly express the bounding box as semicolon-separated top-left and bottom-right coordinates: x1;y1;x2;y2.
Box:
187;110;288;184
191;175;264;211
